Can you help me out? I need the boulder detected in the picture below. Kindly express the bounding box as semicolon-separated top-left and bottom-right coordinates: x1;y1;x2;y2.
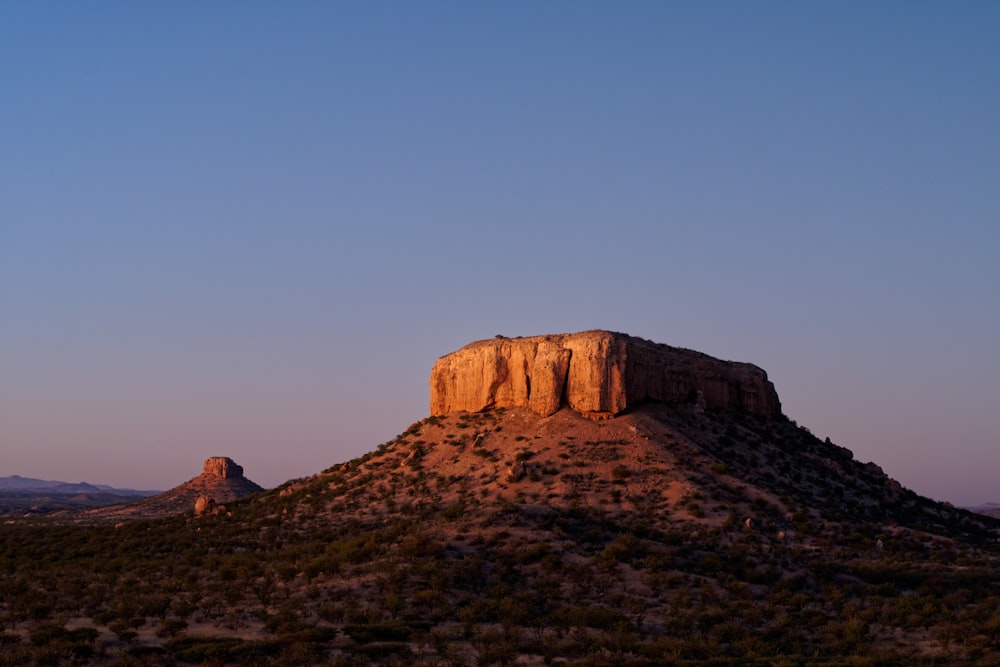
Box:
194;496;216;516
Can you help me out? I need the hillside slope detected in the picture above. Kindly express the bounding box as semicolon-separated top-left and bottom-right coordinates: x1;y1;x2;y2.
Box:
2;333;998;665
4;404;997;665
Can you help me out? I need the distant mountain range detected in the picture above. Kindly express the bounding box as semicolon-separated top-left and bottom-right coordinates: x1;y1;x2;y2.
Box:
965;502;1000;519
0;475;160;516
0;474;159;496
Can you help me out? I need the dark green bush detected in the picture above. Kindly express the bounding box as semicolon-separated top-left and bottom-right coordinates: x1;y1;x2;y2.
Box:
343;622;413;643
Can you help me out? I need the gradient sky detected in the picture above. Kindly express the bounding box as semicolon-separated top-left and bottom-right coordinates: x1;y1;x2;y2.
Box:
2;2;998;505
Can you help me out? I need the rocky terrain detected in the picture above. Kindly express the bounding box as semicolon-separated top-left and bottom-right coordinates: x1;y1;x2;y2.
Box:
2;331;999;666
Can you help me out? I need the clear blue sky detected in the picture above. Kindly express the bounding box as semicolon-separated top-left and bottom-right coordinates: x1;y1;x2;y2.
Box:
2;2;997;504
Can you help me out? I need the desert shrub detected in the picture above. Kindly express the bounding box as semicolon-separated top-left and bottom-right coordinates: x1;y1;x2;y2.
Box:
599;533;648;566
343;622;412;643
156;617;188;638
303;555;340;579
28;625;99;663
273;624;337;644
566;604;627;631
611;465;631;480
442;500;467;520
164;637;281;663
352;641;413;661
472;627;516;667
122;645;171;658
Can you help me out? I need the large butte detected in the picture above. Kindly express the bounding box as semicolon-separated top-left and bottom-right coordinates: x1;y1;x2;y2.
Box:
430;330;781;421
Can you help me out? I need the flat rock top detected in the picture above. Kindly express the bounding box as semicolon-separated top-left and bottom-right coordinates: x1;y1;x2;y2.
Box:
202;456;245;479
430;330;781;419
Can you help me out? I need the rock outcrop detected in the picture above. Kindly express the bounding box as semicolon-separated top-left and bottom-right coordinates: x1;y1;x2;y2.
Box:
430;331;781;420
65;457;264;524
202;456;245;480
194;495;216;516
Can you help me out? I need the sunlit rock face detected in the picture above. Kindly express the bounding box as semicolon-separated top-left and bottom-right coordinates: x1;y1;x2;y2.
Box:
202;457;245;480
430;330;782;420
194;495;216;516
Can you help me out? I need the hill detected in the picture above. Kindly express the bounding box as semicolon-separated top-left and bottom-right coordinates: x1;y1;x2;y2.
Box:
966;503;1000;520
1;331;998;666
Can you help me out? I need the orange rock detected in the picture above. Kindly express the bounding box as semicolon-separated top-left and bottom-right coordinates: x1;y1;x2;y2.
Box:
430;330;781;420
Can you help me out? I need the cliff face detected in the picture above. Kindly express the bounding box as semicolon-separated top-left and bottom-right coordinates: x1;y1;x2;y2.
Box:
202;456;245;480
430;331;781;420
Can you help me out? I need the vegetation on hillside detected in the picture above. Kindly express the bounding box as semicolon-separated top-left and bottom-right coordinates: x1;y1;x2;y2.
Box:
2;406;999;666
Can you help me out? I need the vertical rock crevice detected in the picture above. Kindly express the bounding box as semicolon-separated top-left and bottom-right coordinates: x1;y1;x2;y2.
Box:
429;330;781;420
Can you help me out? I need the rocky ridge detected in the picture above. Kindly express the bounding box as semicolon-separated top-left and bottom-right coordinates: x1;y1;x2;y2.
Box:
430;330;781;420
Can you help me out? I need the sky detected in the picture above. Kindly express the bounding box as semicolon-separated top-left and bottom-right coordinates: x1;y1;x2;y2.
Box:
1;2;997;505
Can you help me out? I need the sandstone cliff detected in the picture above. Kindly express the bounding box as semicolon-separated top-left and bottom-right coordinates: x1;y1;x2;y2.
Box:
430;331;781;419
201;456;247;480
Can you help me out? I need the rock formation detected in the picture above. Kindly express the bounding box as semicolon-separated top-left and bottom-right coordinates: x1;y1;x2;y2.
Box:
430;331;781;420
202;456;245;480
194;495;216;516
66;457;264;524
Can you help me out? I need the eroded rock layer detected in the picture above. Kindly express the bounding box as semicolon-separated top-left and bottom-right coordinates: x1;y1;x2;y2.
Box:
430;331;781;419
202;456;244;479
